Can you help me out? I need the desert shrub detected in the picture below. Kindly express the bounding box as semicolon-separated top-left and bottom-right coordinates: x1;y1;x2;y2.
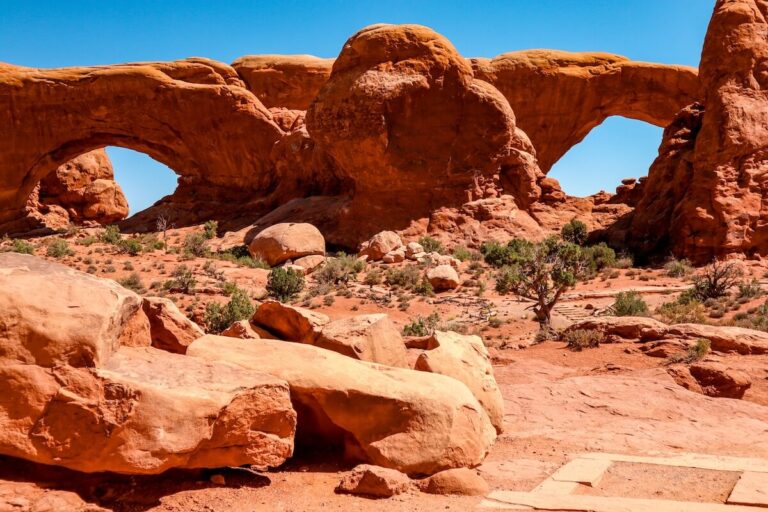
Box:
168;264;196;294
560;219;588;245
614;256;633;269
204;287;254;333
10;239;34;254
123;261;134;271
315;254;364;286
418;236;444;254
215;246;269;268
402;312;440;337
480;239;533;268
118;272;145;293
414;275;434;296
364;269;383;287
140;234;165;252
77;236;98;246
665;258;692;278
451;246;472;262
323;295;335;306
492;236;587;325
183;231;209;257
708;308;725;319
582;243;616;272
46;239;73;258
117;237;143;256
203;220;218;240
670;338;711;364
101;224;122;245
656;296;706;324
488;316;503;328
738;278;763;299
612;290;649;316
86;265;97;274
562;329;604;351
691;260;742;300
267;267;305;302
385;265;421;289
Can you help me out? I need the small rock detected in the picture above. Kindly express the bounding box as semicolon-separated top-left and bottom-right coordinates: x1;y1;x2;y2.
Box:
418;468;489;496
336;464;412;498
405;242;424;259
221;320;261;340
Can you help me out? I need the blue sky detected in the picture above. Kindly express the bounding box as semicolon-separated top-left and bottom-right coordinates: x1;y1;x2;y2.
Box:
1;1;714;212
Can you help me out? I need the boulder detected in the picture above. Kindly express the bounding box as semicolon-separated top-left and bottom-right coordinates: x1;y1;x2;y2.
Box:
418;468;489;496
406;242;424;259
382;249;406;264
248;223;325;266
335;464;412;498
0;253;149;367
415;331;504;433
359;231;403;261
187;336;496;475
689;362;752;399
293;254;326;273
221;319;261;339
316;314;409;367
427;265;461;291
565;316;667;341
0;346;296;474
666;324;768;355
142;296;204;354
251;301;329;342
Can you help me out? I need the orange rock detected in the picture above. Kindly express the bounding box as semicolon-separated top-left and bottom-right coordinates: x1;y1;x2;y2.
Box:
188;335;496;475
471;50;699;172
689;362;752;399
232;54;333;109
251;300;330;342
142;296;205;354
220;319;261;340
316;314;410;367
418;468;489;496
336;464;412;498
248;223;325;266
427;265;461;291
359;231;404;261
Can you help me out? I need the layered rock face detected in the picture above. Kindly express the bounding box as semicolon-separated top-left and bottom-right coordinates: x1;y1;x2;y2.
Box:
22;149;128;232
305;24;544;244
625;0;768;261
472;51;699;172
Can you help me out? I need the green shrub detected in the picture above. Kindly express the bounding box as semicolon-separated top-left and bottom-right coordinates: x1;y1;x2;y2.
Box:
10;239;34;254
364;269;383;287
315;254;363;285
168;264;196;294
46;239;73;258
385;265;421;289
183;232;209;258
414;275;434;296
77;236;98;247
402;312;440;337
118;272;145;293
480;239;533;268
656;297;706;324
215;246;269;269
583;243;616;272
451;246;472;262
101;225;122;245
140;234;165;252
670;338;711;364
612;291;649;316
203;220;218;240
117;238;143;256
494;266;518;295
562;329;604;351
691;260;742;300
204;287;254;333
418;236;444;254
267;267;305;302
738;278;763;299
561;219;588;245
665;258;692;278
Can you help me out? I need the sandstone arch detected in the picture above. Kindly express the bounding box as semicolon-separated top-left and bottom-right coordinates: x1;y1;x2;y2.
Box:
471;50;700;171
0;58;285;233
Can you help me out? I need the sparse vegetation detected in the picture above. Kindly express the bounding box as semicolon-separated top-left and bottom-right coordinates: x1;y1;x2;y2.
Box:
215;246;270;268
451;246;472;262
183;231;209;258
9;239;34;254
204;286;254;333
315;253;363;286
402;312;440;337
665;258;692;278
418;236;444;254
669;338;711;364
563;329;604;351
203;220;218;239
656;293;706;324
118;272;145;293
101;225;122;245
46;239;73;258
364;269;383;287
737;278;763;299
690;260;742;300
167;264;196;294
267;267;305;302
612;290;649;316
385;265;421;289
117;237;143;256
560;219;588;246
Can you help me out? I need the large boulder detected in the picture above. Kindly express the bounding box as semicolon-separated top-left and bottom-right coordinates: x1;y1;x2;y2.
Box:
142;296;204;354
187;335;496;475
251;301;330;342
0;346;296;474
427;265;461;291
415;331;504;433
0;253;149;367
316;314;410;368
248;222;325;266
306;24;542;246
359;231;404;261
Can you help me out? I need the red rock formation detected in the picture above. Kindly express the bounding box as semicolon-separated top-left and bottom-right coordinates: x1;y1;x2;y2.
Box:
232;55;333;110
306;24;543;246
626;0;768;262
471;51;700;172
22;149;128;231
0;59;288;234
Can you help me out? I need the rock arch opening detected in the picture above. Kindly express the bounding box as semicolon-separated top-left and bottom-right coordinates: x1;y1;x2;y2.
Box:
547;116;663;199
106;147;178;217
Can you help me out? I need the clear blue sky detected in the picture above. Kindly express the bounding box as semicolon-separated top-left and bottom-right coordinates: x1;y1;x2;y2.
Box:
1;1;714;212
